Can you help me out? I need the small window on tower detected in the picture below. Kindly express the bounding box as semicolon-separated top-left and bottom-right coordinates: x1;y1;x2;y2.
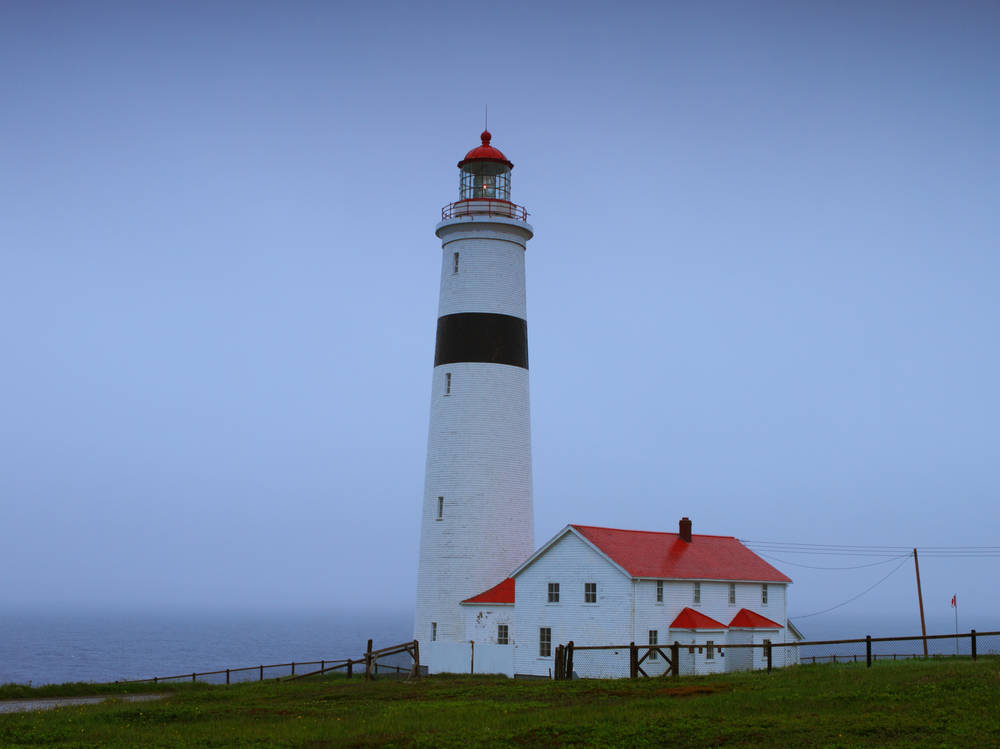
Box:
497;624;509;645
437;496;443;520
445;372;451;395
431;622;437;641
453;252;459;274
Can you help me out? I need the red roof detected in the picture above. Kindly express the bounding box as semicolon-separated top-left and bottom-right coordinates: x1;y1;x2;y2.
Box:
728;608;783;629
571;525;791;583
461;577;514;605
458;130;513;169
670;607;727;629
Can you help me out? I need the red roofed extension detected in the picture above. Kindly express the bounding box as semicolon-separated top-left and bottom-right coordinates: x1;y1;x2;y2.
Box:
728;608;784;629
461;577;515;605
572;525;791;583
670;607;728;629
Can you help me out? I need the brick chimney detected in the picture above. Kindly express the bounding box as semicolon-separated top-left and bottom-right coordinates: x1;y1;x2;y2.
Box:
679;517;692;543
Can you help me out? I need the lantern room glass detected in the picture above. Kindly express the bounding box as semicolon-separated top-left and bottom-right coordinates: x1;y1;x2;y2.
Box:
460;162;511;201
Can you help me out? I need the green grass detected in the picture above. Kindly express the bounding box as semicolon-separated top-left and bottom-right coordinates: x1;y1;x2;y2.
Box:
2;658;999;747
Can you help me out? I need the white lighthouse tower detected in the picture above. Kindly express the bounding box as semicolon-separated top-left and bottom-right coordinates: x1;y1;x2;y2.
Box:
414;130;535;653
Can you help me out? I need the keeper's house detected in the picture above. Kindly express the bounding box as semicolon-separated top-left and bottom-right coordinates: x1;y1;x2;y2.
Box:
457;517;799;677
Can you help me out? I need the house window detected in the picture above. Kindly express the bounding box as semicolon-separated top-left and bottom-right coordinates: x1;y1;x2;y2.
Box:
539;627;551;657
728;583;736;605
445;372;451;395
547;583;560;603
656;580;663;603
431;622;437;641
584;582;597;603
706;640;715;660
453;252;459;274
693;582;701;604
649;630;658;660
762;583;768;605
497;624;509;645
436;496;443;520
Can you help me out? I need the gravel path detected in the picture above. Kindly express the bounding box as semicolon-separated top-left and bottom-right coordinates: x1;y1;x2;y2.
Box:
0;693;167;714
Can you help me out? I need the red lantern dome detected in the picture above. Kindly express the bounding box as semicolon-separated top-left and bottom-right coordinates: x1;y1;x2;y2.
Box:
458;131;514;170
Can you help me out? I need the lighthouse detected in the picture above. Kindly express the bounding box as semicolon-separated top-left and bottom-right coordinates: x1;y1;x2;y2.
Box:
414;130;535;651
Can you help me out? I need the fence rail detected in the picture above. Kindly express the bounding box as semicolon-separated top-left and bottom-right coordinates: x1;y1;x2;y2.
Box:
113;639;420;686
556;629;999;680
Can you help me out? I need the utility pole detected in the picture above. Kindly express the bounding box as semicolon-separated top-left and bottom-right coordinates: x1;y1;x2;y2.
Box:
913;548;928;656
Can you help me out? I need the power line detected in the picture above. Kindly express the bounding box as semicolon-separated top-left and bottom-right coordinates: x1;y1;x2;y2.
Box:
743;540;1000;558
755;550;912;571
790;554;914;619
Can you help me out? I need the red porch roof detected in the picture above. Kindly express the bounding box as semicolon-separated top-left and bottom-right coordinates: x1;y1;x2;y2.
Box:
728;608;783;629
670;607;728;629
572;525;791;583
461;577;515;605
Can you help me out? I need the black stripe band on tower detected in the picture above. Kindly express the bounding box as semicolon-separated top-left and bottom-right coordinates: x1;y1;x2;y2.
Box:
434;312;528;369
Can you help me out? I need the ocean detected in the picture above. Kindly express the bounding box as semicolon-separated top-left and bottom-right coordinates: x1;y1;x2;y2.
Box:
2;609;991;686
0;610;413;686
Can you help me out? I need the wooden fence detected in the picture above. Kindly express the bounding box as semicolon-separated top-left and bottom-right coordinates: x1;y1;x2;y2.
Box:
114;639;420;686
555;629;999;679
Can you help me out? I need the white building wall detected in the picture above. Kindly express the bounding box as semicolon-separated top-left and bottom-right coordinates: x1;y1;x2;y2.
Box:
436;222;530;319
463;604;515;645
513;532;632;677
414;215;535;656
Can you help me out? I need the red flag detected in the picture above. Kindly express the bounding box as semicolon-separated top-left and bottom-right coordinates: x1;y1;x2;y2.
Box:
951;595;957;608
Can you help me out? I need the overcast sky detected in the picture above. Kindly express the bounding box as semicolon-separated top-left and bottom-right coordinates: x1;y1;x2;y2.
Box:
2;1;997;631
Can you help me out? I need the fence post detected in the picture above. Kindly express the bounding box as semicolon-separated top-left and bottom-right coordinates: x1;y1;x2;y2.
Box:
365;639;374;681
971;630;977;661
566;641;574;679
630;642;638;679
226;669;230;685
321;660;325;672
412;640;421;679
259;665;264;681
470;640;475;675
765;641;773;673
192;672;196;683
291;662;295;676
866;635;872;667
347;659;353;679
672;642;680;678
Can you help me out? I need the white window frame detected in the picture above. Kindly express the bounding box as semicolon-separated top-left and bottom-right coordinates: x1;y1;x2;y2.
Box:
431;622;437;641
445;372;451;395
761;583;768;605
453;252;459;274
656;580;664;603
693;581;701;604
547;582;560;603
649;630;658;660
497;624;509;645
728;583;736;605
706;640;715;660
584;582;597;603
436;496;443;520
539;627;551;657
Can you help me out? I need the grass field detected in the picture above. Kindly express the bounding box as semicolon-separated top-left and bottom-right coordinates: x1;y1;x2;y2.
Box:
2;658;998;747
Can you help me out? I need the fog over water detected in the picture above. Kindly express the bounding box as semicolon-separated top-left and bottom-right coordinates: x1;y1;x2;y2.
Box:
2;1;998;636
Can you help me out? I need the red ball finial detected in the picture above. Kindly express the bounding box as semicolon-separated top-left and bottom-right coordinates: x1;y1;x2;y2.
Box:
481;130;492;145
